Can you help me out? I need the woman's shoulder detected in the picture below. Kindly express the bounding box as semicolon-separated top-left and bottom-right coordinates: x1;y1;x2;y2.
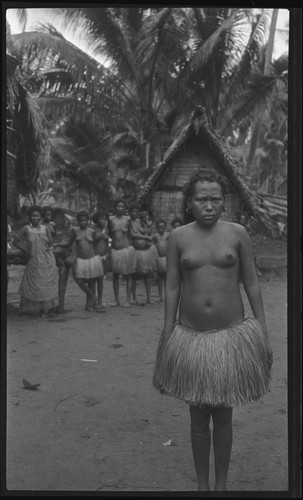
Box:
220;220;249;239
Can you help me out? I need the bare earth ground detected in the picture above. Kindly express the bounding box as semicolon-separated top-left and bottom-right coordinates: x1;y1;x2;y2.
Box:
5;254;288;493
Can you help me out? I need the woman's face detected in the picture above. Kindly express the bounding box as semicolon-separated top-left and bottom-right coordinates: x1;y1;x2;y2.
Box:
140;210;148;222
130;208;139;220
97;216;107;227
188;181;224;226
78;216;89;229
115;202;126;216
30;210;41;226
44;210;53;222
157;223;165;234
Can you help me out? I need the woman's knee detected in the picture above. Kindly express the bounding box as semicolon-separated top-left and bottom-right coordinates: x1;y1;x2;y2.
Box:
212;407;233;427
189;405;211;433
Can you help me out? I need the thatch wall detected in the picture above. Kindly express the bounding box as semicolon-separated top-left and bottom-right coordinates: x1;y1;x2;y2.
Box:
147;135;242;227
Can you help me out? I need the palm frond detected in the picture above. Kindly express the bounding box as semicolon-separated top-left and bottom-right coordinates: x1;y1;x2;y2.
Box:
11;29;107;85
221;70;287;134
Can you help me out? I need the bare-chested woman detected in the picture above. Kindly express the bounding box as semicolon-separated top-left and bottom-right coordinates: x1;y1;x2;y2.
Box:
129;204;158;305
152;219;170;301
108;199;136;307
55;210;104;312
153;168;273;491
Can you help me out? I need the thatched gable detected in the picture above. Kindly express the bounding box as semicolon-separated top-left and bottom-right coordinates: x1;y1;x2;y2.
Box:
138;107;281;237
138;107;256;221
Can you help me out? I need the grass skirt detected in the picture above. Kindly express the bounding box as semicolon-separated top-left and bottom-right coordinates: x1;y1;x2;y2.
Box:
152;318;271;408
158;256;167;273
73;255;104;279
135;244;159;274
111;246;136;275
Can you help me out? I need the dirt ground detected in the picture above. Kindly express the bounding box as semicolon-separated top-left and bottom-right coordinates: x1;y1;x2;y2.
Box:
4;259;288;494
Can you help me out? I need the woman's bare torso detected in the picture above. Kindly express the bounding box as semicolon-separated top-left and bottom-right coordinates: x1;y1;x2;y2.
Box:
178;222;244;332
94;228;108;256
109;216;130;250
74;227;95;259
154;232;169;257
131;219;149;250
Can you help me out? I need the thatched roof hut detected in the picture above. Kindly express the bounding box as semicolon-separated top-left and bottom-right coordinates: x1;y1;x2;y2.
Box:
138;107;259;227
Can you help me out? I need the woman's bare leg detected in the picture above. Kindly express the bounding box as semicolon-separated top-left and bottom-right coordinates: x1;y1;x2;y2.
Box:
146;274;154;304
111;273;120;306
124;274;132;307
189;405;212;491
212;407;233;491
97;277;104;305
74;278;95;309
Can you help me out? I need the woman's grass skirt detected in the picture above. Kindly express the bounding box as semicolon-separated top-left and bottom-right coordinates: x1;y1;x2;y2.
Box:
135;244;159;274
73;255;104;279
110;246;137;275
152;318;271;408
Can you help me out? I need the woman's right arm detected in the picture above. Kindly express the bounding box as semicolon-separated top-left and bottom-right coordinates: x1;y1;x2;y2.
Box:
163;230;181;341
12;226;27;250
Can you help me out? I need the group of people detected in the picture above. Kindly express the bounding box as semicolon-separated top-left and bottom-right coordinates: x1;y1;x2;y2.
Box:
10;167;273;491
11;201;183;315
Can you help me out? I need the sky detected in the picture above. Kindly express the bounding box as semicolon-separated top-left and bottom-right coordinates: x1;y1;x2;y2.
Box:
6;7;289;63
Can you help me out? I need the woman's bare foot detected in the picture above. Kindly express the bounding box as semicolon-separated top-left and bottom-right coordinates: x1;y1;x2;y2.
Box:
214;484;227;491
94;305;107;312
197;484;210;491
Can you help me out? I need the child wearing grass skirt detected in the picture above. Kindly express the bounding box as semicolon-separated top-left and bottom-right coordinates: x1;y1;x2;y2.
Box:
152;167;273;492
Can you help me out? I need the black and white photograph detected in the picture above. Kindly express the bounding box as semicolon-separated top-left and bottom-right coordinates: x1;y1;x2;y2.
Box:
3;4;301;496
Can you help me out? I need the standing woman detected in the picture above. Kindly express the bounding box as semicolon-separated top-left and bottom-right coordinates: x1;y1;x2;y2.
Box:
108;199;136;307
153;168;273;491
55;210;104;311
13;205;58;317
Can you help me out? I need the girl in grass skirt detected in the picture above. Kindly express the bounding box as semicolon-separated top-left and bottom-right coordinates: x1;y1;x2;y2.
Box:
129;204;158;304
152;167;272;492
55;211;105;312
108;199;136;307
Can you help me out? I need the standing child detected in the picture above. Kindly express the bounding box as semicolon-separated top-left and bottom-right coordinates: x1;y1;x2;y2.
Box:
152;219;170;301
92;209;110;311
42;206;57;237
55;210;104;312
108;199;136;307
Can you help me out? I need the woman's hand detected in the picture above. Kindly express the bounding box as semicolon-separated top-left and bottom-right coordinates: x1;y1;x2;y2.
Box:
266;342;273;370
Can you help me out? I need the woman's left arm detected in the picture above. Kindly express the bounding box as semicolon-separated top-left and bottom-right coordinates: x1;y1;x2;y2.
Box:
238;224;268;336
238;225;272;366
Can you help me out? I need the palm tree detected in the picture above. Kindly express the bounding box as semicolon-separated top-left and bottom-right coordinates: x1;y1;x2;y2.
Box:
7;7;287;198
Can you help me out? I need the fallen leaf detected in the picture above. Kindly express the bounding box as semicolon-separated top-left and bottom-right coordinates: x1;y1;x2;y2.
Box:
22;378;40;390
162;439;177;446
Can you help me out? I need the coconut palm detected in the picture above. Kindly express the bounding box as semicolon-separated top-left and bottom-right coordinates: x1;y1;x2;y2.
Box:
6;45;50;216
7;7;287;199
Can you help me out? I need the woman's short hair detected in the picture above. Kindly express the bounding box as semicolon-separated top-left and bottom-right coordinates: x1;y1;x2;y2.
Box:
42;206;54;217
183;167;230;201
128;202;141;212
114;198;127;209
28;205;42;217
92;210;109;224
76;210;90;222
